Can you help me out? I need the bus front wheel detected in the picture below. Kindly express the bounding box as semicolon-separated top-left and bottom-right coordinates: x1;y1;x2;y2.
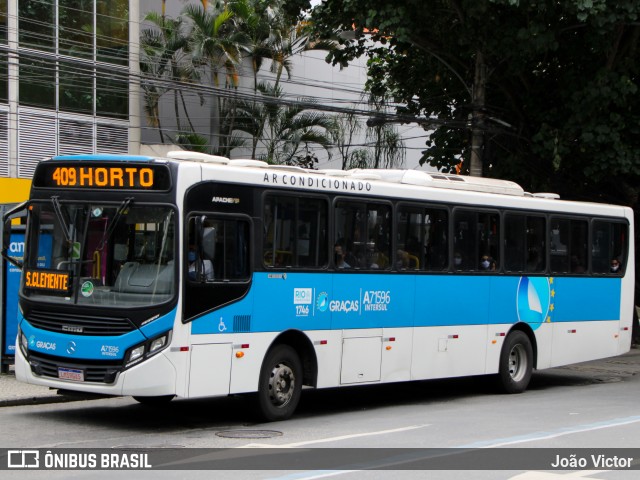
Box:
497;331;533;394
256;345;302;422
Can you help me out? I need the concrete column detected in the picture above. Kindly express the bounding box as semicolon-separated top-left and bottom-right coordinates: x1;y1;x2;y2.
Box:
128;0;141;154
7;0;19;177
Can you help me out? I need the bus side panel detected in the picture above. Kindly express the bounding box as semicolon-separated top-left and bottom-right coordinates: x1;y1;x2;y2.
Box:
414;276;494;327
411;325;489;380
186;331;275;396
330;273;414;330
188;343;232;398
618;215;635;355
307;330;343;388
411;275;493;380
380;327;413;383
550;321;621;367
548;277;623;367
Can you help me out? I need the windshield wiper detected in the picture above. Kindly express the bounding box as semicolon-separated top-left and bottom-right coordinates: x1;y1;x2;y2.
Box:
97;197;133;251
51;196;72;244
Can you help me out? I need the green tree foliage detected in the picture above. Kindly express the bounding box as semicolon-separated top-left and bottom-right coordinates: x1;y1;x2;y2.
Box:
310;0;640;327
311;0;639;198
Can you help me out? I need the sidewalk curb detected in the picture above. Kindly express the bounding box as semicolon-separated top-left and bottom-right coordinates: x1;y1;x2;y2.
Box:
0;394;86;408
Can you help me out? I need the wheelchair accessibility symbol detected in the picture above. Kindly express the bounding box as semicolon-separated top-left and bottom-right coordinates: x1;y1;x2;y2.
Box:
218;317;227;332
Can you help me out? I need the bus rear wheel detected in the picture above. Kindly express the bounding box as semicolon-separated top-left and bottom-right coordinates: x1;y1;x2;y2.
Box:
256;345;302;422
497;331;533;394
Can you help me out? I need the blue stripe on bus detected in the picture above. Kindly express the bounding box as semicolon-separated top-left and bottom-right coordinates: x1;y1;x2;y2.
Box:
190;273;622;335
21;309;177;360
139;308;177;338
52;154;155;162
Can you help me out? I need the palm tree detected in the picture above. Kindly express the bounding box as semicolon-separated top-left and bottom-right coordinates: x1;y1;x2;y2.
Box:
182;2;248;152
333;111;365;169
231;0;288;158
270;20;337;90
237;82;336;165
365;94;406;169
240;4;337;157
365;123;406;169
140;12;200;143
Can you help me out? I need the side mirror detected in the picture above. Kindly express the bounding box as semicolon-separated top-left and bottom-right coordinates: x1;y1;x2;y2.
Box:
2;202;28;269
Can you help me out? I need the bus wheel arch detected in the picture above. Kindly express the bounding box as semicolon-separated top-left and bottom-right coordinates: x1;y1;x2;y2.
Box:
255;330;317;421
496;324;537;394
508;323;538;370
269;329;318;388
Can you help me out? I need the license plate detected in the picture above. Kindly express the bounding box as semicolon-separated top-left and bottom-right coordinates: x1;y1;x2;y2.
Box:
58;367;84;382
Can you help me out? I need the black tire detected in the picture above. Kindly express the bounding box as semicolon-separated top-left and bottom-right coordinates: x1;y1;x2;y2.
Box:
497;330;533;394
132;395;175;405
256;345;302;422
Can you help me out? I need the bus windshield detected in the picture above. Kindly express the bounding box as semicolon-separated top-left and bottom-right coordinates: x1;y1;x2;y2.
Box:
24;200;176;308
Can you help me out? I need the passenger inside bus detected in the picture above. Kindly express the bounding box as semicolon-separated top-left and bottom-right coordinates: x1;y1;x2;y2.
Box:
188;246;214;280
610;258;622;274
334;242;351;269
396;249;418;270
480;254;496;271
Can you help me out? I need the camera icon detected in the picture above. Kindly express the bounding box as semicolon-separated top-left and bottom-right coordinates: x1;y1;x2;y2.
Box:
7;450;40;468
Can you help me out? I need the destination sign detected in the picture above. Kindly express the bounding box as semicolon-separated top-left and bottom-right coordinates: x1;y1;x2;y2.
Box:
24;269;71;294
33;163;171;190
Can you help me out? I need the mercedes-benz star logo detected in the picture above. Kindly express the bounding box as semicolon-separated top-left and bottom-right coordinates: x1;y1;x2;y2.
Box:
66;341;77;355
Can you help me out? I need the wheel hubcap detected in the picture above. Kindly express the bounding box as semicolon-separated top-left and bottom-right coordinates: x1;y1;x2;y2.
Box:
268;362;295;407
508;344;528;382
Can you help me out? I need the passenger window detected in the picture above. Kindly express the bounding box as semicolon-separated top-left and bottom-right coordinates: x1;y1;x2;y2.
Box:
397;206;448;271
592;221;627;274
263;195;328;268
505;215;526;272
334;201;391;270
505;214;545;273
453;210;499;272
187;216;249;282
550;217;588;274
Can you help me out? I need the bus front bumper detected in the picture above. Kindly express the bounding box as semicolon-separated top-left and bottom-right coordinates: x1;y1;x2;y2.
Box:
14;344;178;397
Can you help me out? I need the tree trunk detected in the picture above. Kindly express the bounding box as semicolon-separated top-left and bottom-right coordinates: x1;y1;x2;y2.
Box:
210;69;220;153
469;50;486;177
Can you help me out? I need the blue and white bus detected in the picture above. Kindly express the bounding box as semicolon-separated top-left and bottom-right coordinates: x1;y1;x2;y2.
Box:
3;152;634;420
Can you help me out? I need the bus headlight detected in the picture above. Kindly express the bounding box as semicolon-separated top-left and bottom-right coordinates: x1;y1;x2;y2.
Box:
124;330;172;369
149;335;167;354
129;345;145;363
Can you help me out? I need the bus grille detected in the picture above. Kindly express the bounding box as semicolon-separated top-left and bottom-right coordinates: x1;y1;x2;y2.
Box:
27;310;136;336
28;352;121;384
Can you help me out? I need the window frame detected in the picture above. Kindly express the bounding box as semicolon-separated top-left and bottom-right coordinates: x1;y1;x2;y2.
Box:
396;201;449;273
590;218;629;276
261;192;330;271
503;212;547;274
186;212;252;284
333;196;393;272
548;215;589;275
451;207;501;273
